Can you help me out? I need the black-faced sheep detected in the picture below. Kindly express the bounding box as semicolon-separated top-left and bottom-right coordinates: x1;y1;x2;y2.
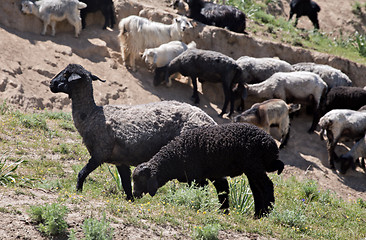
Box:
21;0;87;37
245;71;327;133
184;0;246;33
339;134;366;174
118;15;193;71
132;123;284;218
49;64;217;200
289;0;321;29
234;99;301;149
319;109;366;169
80;0;115;29
154;49;247;117
314;86;366;129
236;56;294;84
292;62;352;89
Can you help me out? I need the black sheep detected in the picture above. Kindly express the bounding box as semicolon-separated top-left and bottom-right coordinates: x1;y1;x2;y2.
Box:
154;49;247;117
80;0;115;29
132;123;284;218
314;86;366;129
185;0;247;34
289;0;321;29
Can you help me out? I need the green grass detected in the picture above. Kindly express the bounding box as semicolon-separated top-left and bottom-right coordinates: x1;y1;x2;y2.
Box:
1;108;366;239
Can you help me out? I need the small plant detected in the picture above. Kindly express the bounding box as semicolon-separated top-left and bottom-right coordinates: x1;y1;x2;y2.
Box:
270;207;307;230
192;224;220;240
28;203;69;236
301;180;319;202
164;181;220;211
229;176;253;214
0;100;9;115
357;198;366;208
352;1;363;15
0;154;25;186
82;213;114;240
107;165;123;192
353;32;366;57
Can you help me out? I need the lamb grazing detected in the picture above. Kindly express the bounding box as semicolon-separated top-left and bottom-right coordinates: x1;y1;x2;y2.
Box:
245;71;327;133
49;64;217;201
132;123;284;218
236;56;294;84
318;109;366;169
289;0;321;29
184;0;246;34
118;15;193;71
80;0;115;29
142;41;196;68
292;62;352;89
154;49;247;117
21;0;87;37
314;86;366;129
234;99;301;149
339;134;366;174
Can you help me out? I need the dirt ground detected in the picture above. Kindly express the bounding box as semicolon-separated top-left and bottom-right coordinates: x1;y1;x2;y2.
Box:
0;0;366;239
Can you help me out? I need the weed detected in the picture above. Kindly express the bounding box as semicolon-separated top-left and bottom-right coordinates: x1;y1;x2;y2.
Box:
28;203;69;236
270;206;307;230
301;180;319;202
228;176;253;214
107;165;123;193
353;32;366;57
192;223;220;240
357;198;366;208
82;213;114;240
0;154;25;186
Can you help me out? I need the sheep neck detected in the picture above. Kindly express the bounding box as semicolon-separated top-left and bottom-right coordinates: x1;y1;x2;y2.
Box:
31;2;41;17
70;82;98;130
151;150;186;188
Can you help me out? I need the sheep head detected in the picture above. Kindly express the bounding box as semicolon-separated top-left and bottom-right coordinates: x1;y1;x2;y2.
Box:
50;64;105;96
132;163;158;198
153;66;169;86
21;0;34;15
339;155;354;174
174;16;193;33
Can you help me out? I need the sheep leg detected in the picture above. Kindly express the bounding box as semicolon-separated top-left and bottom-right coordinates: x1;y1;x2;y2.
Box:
279;126;290;149
211;177;229;213
219;81;232;117
80;11;87;29
247;171;274;218
41;19;50;35
191;77;200;104
50;21;56;36
116;165;134;201
76;158;101;191
326;132;337;169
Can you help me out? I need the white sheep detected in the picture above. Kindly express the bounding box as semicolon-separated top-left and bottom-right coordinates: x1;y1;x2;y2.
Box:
245;71;327;132
234;99;301;149
236;56;294;84
118;15;193;71
319;109;366;169
21;0;87;37
339;134;366;174
292;62;352;89
142;41;196;68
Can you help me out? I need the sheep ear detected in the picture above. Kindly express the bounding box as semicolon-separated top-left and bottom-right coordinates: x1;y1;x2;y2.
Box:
91;74;106;82
68;73;82;82
147;176;158;196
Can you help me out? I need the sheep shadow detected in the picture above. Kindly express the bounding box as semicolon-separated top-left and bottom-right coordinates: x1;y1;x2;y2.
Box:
128;65;231;124
2;23;119;64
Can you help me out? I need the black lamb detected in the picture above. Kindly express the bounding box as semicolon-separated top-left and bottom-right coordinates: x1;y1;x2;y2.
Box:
154;49;247;117
80;0;115;29
132;123;284;218
289;0;321;29
185;0;247;34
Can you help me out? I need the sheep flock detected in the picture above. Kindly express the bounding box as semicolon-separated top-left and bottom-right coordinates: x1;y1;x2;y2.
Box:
16;0;366;220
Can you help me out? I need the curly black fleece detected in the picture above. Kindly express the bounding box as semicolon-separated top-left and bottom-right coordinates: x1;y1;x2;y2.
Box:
133;123;284;218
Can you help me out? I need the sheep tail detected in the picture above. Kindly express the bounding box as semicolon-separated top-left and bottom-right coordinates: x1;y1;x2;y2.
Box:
266;160;284;175
187;41;197;49
288;103;301;114
78;2;87;9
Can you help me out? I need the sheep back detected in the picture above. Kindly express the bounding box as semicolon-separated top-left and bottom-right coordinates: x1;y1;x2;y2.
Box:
292;62;352;88
236;56;294;84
